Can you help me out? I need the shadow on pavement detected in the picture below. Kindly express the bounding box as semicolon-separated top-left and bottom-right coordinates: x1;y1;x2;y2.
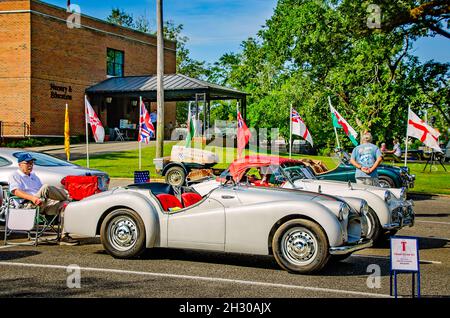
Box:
0;250;41;261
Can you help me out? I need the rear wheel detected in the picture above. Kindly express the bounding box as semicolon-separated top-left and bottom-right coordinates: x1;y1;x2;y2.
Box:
379;176;395;188
272;219;329;274
100;208;146;259
165;166;186;187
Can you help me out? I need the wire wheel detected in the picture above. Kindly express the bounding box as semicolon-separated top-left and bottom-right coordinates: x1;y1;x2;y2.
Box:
165;167;186;186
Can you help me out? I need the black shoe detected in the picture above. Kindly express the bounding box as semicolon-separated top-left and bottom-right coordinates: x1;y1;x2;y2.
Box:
59;235;80;246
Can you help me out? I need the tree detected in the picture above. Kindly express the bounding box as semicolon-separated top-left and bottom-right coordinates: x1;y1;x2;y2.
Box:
106;8;134;28
211;0;449;149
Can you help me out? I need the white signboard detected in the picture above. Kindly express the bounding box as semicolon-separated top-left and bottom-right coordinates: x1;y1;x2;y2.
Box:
390;237;419;272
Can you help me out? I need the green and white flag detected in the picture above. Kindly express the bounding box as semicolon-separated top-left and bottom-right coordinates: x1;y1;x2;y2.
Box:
185;104;196;148
329;104;359;146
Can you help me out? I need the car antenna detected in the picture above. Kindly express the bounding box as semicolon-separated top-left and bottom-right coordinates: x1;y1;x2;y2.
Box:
348;180;353;190
318;185;322;193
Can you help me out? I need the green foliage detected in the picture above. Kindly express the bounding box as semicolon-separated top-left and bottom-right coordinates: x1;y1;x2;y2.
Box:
207;0;449;149
106;8;134;28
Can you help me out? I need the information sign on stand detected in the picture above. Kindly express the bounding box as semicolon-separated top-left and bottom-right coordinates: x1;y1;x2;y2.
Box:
390;236;421;298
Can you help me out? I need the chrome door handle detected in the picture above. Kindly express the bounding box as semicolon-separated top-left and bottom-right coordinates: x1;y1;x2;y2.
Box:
221;195;235;199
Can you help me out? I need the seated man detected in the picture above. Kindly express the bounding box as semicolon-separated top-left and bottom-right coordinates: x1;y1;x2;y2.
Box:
8;153;79;246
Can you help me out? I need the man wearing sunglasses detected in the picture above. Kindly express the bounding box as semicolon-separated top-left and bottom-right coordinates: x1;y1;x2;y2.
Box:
8;153;79;245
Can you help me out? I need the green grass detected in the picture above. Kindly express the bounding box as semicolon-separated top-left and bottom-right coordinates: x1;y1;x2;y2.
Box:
73;142;449;195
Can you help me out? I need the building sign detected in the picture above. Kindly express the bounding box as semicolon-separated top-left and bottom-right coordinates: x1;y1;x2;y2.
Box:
390;236;419;272
50;83;72;100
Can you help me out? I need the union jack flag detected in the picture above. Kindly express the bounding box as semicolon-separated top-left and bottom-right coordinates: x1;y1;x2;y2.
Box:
138;100;155;144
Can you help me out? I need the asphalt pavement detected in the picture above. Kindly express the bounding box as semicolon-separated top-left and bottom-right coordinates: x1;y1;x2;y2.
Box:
0;195;449;299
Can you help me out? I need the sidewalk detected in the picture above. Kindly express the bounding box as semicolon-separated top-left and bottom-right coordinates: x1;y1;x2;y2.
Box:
26;141;158;160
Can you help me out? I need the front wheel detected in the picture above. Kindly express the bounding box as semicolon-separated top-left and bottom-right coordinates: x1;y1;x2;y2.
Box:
272;219;329;274
366;207;382;244
100;208;146;259
378;176;395;188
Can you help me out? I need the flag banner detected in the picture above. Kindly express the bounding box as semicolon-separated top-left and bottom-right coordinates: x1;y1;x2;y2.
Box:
138;100;155;144
134;170;150;184
291;107;313;147
237;110;252;158
330;105;359;146
407;109;441;152
85;96;105;143
64;104;70;161
185;105;196;148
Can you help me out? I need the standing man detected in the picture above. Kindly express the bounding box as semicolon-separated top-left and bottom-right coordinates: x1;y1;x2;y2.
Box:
8;153;79;245
350;131;383;186
150;108;157;139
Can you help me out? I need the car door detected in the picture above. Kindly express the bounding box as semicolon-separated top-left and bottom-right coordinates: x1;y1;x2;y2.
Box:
167;193;226;251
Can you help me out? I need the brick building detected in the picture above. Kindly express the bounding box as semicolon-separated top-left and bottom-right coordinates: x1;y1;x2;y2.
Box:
0;0;177;138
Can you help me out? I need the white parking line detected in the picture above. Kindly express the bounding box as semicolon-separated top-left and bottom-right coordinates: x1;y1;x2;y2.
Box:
351;254;442;265
416;220;450;225
0;261;392;298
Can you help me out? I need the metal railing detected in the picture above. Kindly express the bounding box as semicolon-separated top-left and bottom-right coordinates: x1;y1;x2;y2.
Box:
0;121;30;138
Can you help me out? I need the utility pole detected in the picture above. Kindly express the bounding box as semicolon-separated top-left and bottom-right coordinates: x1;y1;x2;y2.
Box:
156;0;165;158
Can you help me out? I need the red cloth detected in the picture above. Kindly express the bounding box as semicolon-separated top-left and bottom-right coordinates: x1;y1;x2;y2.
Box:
156;194;183;211
61;175;100;201
229;155;301;182
181;193;203;208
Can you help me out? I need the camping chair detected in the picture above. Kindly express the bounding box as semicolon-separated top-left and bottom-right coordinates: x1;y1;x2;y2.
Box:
114;127;125;141
3;188;61;246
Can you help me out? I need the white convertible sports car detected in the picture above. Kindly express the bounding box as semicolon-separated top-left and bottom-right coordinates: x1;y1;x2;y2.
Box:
192;156;415;244
64;181;372;274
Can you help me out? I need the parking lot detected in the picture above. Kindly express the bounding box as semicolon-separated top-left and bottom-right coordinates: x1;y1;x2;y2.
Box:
0;194;449;298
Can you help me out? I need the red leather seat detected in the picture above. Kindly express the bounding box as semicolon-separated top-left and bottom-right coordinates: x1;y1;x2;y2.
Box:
156;194;183;211
181;193;203;208
253;180;269;187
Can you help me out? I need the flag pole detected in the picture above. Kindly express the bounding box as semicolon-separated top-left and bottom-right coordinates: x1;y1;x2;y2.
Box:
328;96;341;149
404;106;409;167
289;104;292;159
139;96;142;170
236;101;240;159
84;95;90;168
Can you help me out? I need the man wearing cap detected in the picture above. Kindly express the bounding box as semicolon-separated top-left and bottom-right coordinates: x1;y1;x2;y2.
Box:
350;131;383;186
8;153;79;245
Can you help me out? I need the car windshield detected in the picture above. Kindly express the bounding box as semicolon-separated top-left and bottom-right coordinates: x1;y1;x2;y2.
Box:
331;148;351;165
13;152;74;167
281;165;317;181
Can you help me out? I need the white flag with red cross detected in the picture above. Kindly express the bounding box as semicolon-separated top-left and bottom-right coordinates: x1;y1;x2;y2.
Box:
407;108;441;152
85;95;105;143
291;107;313;147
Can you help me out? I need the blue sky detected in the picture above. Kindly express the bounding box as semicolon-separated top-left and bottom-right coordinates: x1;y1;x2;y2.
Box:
47;0;449;65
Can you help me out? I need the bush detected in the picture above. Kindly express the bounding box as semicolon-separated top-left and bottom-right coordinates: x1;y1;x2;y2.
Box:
318;147;332;156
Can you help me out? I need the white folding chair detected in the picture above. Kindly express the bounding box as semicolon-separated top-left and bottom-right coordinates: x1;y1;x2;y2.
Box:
114;128;125;141
3;190;61;246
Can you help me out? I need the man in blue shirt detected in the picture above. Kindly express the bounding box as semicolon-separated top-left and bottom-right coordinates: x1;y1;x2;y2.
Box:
350;132;383;186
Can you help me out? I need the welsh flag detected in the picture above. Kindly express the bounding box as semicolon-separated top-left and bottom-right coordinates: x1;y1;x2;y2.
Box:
329;104;359;146
185;105;196;148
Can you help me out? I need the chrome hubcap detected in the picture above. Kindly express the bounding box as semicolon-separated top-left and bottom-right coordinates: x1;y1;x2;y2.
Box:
168;171;183;185
108;216;138;251
281;227;318;266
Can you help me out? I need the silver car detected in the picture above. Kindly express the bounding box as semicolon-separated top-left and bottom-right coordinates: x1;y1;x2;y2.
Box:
63;181;372;274
0;148;110;221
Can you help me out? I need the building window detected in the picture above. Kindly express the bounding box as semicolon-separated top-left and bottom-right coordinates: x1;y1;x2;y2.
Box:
107;48;124;77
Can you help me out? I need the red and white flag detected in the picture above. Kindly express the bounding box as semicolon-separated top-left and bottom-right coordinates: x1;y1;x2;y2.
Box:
237;110;252;158
138;100;155;144
85;95;105;143
291;107;313;147
407;108;441;152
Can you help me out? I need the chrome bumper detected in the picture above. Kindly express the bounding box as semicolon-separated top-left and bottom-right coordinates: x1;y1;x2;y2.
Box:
384;200;415;230
329;239;373;255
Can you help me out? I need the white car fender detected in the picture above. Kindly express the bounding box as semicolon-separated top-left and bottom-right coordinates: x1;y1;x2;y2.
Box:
64;189;161;248
342;190;390;226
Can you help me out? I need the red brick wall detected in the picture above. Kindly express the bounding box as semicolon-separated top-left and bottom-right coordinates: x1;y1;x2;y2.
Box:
0;0;177;137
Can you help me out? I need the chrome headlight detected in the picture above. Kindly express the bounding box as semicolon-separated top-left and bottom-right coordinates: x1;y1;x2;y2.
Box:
359;200;369;216
338;202;350;221
399;187;407;201
384;190;393;203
